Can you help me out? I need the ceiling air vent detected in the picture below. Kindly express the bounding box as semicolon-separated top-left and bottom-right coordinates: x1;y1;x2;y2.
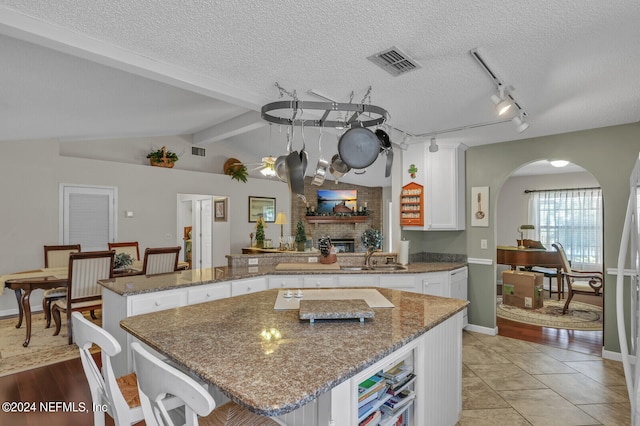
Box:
367;46;421;77
192;146;206;157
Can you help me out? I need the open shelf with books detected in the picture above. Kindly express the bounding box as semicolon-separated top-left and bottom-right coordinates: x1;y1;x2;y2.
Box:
356;348;415;426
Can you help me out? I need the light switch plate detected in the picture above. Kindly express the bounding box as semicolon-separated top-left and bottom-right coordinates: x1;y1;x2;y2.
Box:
308;257;318;263
248;258;258;265
481;239;487;249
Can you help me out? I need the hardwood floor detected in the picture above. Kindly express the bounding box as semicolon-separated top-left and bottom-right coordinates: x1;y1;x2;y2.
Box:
497;316;603;356
0;353;119;426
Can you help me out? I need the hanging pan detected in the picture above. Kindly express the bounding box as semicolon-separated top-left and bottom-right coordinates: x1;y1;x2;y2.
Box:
338;127;380;169
312;127;329;186
375;128;394;178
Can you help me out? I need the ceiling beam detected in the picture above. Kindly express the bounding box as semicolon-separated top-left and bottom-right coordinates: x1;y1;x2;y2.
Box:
193;111;265;146
0;7;263;110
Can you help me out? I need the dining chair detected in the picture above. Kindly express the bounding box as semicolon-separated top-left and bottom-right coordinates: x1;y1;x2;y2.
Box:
72;312;144;426
131;342;285;426
108;241;141;261
52;250;114;344
552;243;604;314
42;244;81;328
142;246;181;275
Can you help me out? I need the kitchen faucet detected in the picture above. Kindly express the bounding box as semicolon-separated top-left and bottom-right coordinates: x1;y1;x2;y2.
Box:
364;246;381;267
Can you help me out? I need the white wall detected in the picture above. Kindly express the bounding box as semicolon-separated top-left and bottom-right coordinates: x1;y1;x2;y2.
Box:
0;137;290;315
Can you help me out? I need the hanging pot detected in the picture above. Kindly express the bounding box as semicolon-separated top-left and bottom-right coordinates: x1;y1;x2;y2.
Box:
338;127;380;169
312;128;329;186
299;122;309;177
286;151;305;195
329;153;351;178
275;124;294;183
375;128;394;178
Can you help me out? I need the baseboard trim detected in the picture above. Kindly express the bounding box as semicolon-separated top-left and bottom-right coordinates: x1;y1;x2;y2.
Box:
602;348;625;362
465;323;498;336
0;306;43;319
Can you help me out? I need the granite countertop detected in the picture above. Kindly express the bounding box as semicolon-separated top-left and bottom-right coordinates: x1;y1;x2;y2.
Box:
120;288;468;416
98;261;467;296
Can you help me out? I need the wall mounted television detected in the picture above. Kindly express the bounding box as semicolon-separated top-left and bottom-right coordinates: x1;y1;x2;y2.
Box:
317;189;357;214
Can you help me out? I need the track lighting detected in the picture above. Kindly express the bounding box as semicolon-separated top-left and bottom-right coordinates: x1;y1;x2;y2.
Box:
512;115;529;133
429;137;439;153
490;86;513;116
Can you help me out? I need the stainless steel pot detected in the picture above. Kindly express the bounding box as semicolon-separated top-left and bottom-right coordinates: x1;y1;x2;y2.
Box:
329;153;351;178
338;127;380;169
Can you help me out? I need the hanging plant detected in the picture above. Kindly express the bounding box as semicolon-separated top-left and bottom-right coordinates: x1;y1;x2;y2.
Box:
224;158;249;182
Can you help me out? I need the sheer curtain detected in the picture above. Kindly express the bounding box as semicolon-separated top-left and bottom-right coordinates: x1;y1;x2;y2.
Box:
528;188;603;270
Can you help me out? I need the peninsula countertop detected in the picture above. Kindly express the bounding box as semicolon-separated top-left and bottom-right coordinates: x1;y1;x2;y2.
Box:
98;261;466;296
119;287;468;416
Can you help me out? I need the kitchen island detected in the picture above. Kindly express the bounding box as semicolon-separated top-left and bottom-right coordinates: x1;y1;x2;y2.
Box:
120;287;466;425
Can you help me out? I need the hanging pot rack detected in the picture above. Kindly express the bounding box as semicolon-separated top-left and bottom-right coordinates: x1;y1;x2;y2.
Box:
261;83;388;129
261;100;388;128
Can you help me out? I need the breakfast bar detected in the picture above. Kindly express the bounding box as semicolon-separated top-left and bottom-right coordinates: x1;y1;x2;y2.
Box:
119;287;466;425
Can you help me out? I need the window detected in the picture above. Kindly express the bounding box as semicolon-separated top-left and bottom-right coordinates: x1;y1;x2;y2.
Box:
61;184;117;251
528;188;603;270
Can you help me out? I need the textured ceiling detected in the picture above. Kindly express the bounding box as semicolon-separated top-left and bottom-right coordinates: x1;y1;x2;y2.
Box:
1;1;639;185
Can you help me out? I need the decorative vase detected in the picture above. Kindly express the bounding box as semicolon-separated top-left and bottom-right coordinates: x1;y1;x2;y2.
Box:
297;242;305;252
256;240;264;248
319;253;337;264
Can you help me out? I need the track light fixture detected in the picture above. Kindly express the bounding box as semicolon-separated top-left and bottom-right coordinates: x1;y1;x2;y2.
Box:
512;115;529;133
490;85;513;116
429;137;439;153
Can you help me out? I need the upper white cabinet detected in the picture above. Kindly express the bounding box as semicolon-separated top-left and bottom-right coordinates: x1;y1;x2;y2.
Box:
402;141;466;230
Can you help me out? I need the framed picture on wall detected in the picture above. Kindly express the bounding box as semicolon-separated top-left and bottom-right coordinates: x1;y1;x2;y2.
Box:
248;196;276;222
471;186;489;227
214;199;227;222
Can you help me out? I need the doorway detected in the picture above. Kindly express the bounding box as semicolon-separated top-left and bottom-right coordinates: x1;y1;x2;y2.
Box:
495;160;604;353
178;194;230;270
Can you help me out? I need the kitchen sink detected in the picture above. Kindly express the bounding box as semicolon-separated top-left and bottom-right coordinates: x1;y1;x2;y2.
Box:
371;264;408;271
339;266;372;271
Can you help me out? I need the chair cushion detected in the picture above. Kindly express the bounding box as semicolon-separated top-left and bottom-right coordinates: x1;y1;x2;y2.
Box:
201;401;281;425
44;287;67;298
52;298;102;312
571;280;599;292
116;372;141;408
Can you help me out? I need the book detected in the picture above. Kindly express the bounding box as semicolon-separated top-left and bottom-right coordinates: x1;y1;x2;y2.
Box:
358;374;386;403
386;373;416;396
380;362;412;384
383;389;415;411
359;409;382;426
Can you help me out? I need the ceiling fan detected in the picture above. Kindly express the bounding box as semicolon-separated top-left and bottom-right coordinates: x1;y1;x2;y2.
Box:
238;156;278;177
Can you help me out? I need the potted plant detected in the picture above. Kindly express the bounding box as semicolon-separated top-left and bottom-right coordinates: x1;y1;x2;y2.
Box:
255;217;266;248
361;228;383;250
114;252;133;270
224;158;249;182
147;146;179;168
295;220;307;251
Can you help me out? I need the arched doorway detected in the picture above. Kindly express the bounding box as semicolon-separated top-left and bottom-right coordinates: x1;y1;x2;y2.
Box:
495;159;604;353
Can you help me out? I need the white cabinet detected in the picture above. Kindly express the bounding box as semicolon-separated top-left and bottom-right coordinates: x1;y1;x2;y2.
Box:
231;277;268;296
420;272;448;297
303;276;337;288
130;288;187;316
379;274;419;293
336;274;379;287
402;141;466;230
449;267;468;328
268;275;304;289
187;282;231;305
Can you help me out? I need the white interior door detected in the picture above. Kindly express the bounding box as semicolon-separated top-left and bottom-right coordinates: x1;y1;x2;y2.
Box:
199;199;213;269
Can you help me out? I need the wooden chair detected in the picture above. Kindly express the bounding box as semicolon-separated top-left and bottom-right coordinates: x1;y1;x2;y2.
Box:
72;312;144;426
131;342;284;426
42;244;81;328
142;246;181;275
552;243;603;314
108;241;141;261
52;250;114;344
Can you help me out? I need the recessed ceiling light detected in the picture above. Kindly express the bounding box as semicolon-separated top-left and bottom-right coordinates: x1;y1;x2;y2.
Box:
549;160;569;167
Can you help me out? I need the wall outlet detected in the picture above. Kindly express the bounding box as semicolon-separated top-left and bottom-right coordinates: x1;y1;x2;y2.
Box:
481;239;487;249
248;258;258;265
308;257;318;263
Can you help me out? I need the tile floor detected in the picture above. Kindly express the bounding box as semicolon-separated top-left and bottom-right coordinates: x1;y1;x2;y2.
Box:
458;330;631;425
